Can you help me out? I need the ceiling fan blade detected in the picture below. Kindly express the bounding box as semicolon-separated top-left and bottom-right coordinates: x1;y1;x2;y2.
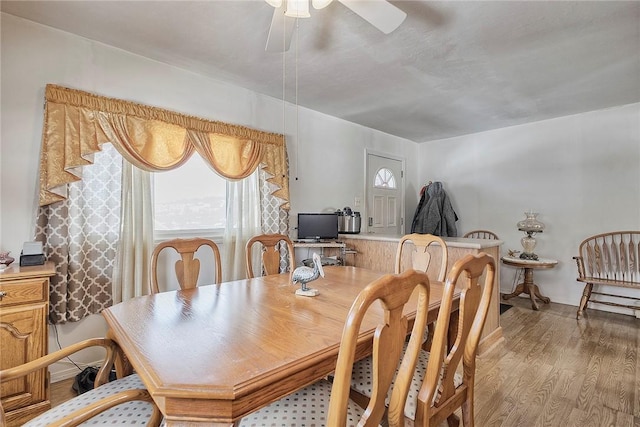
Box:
338;0;407;34
265;5;296;52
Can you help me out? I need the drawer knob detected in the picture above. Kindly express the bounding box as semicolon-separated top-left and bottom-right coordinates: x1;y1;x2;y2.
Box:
0;291;6;300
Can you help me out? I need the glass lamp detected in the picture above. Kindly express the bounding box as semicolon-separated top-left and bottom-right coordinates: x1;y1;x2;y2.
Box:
517;210;545;260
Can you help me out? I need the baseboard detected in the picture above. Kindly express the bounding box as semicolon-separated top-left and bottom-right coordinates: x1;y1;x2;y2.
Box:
50;359;103;384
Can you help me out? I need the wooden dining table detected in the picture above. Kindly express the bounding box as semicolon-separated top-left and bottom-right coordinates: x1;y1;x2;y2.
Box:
102;266;459;426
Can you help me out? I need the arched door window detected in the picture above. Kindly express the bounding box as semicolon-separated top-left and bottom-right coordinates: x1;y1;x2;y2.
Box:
373;167;397;189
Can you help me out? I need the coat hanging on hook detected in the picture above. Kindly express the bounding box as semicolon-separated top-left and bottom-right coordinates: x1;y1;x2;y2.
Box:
411;181;458;236
418;181;433;198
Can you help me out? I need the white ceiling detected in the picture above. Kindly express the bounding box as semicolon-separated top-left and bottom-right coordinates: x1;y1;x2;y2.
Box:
2;0;639;142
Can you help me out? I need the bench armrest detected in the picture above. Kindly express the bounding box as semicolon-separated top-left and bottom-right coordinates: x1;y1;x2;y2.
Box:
573;256;586;279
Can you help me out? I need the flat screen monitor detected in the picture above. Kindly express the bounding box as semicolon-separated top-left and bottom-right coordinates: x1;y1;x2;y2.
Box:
297;213;339;242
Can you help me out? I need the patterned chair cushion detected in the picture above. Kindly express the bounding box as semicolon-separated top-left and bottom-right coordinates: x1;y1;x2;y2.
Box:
25;373;156;426
238;378;367;427
350;347;463;420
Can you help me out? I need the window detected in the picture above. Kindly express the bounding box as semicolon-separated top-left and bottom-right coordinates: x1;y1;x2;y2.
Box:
153;155;227;238
373;167;397;189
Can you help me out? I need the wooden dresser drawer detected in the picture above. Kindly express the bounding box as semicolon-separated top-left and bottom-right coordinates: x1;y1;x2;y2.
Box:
0;279;47;307
0;262;54;426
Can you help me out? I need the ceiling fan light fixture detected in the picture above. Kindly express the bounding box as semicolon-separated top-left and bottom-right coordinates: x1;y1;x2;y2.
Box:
265;0;283;7
312;0;333;9
285;0;311;18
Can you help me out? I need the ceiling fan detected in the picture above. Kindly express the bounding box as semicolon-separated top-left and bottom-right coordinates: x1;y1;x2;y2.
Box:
264;0;407;52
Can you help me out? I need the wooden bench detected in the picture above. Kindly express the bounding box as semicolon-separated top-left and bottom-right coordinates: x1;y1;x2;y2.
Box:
574;231;640;319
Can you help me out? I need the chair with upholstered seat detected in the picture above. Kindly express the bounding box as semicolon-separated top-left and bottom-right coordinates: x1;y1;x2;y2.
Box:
396;233;448;349
462;230;499;240
245;233;296;279
238;269;432;426
395;233;448;281
0;338;162;426
150;237;221;294
350;253;496;427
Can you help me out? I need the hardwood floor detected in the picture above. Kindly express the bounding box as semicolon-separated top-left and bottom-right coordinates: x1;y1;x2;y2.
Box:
50;297;640;426
475;297;640;427
50;376;75;407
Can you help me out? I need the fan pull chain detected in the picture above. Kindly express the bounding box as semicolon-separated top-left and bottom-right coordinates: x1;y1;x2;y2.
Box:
282;20;286;144
295;17;300;181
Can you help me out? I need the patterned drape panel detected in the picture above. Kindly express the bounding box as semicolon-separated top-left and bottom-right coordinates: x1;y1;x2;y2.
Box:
35;145;122;324
260;166;292;273
39;84;289;209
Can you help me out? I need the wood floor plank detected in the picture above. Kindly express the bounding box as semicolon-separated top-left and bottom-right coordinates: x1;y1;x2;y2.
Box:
550;368;585;403
636;328;640;418
475;395;517;427
50;377;75;407
534;395;577;427
566;406;588;427
615;410;636;427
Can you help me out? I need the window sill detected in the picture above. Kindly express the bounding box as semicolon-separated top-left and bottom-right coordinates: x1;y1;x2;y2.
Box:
154;229;224;245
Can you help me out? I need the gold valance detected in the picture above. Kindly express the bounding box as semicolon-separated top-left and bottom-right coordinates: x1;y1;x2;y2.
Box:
39;84;289;208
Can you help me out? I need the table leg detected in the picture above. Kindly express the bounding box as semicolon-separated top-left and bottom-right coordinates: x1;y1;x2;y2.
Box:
502;283;525;301
501;267;550;310
531;283;551;304
106;329;133;378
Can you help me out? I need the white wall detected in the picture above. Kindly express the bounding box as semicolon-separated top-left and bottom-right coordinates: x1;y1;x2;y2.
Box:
0;14;418;379
419;103;640;312
290;107;419;230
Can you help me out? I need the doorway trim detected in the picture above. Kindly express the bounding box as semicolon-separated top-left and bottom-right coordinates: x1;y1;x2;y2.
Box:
364;149;406;235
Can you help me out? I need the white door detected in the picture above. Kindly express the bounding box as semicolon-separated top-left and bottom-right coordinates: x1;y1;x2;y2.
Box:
366;153;404;235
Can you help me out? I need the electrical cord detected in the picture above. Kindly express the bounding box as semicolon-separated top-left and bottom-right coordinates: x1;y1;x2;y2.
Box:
52;323;84;371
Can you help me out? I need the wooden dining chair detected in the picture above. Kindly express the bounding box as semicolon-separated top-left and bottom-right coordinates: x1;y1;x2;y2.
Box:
463;230;517;295
245;233;296;279
395;233;448;281
150;237;221;294
0;338;162;426
462;230;499;240
238;269;432;427
350;253;496;427
396;233;448;349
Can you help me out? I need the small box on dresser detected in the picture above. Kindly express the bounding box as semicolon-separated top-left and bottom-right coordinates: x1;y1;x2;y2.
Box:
0;262;55;426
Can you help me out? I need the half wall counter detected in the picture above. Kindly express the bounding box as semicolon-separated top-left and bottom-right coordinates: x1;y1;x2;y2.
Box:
339;233;503;355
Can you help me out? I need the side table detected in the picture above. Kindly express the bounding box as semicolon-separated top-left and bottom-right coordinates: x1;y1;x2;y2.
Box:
501;255;558;310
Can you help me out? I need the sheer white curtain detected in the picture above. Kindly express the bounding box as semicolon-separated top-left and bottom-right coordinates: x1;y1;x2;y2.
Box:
112;162;154;303
222;170;261;281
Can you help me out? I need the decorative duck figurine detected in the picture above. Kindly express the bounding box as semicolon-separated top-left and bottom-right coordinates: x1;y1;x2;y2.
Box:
292;252;324;297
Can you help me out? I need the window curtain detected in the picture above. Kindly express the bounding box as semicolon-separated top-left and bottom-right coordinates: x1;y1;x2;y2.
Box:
222;171;261;281
260;168;293;273
222;167;292;281
35;145;122;324
39;84;289;209
111;162;153;303
36;84;290;323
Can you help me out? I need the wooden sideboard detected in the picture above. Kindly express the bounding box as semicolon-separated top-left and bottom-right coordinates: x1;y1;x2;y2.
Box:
0;262;55;426
340;234;503;355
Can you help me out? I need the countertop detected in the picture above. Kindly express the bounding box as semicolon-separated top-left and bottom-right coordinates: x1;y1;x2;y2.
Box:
339;233;503;249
